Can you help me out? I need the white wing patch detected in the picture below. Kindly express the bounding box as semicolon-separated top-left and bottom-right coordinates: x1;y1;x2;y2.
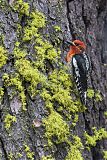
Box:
72;57;80;77
83;52;90;72
72;55;87;105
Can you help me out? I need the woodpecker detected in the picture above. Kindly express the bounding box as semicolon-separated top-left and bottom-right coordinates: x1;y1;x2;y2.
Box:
66;40;91;105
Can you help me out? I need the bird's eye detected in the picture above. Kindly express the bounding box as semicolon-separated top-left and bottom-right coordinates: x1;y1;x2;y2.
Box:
75;43;80;46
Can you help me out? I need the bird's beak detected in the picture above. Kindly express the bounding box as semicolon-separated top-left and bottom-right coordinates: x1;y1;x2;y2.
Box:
66;41;76;46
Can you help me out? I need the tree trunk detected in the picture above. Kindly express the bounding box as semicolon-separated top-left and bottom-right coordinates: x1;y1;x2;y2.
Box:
0;0;107;160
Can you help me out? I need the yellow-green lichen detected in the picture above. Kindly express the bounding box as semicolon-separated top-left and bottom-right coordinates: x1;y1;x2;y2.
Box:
3;73;26;111
87;88;94;98
72;114;79;127
0;0;7;8
35;39;61;69
0;87;4;100
24;144;34;160
8;152;14;160
41;155;55;160
15;59;47;97
103;151;107;160
95;91;102;102
48;69;72;89
84;128;107;146
4;114;16;130
0;46;7;68
23;11;45;41
65;136;84;160
87;88;102;102
8;152;23;160
41;68;81;117
14;45;27;59
36;41;60;61
43;110;69;146
54;25;61;32
13;0;29;16
104;112;107;118
16;153;22;158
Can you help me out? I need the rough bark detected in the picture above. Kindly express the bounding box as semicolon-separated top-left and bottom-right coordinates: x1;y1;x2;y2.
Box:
0;0;107;160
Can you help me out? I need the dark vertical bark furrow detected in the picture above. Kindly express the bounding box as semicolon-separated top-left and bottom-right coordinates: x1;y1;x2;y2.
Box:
0;137;8;160
66;0;76;40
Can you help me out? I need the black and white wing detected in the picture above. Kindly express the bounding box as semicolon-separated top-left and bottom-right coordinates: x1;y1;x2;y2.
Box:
72;52;91;105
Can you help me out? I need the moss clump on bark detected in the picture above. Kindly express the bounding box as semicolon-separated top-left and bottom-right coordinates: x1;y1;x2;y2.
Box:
104;112;107;118
23;11;46;41
4;114;16;130
84;127;107;147
0;46;7;68
41;155;55;160
54;25;61;32
87;88;95;98
87;88;102;102
103;151;107;160
15;58;47;97
43;110;69;146
65;136;84;160
24;144;34;160
12;0;29;16
0;87;4;100
3;73;26;111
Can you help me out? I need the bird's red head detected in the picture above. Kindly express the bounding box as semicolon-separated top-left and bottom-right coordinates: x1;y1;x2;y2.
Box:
66;40;86;62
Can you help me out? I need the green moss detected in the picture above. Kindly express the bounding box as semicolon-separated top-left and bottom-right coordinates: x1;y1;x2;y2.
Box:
87;89;102;102
3;73;26;111
65;136;83;160
41;89;52;109
103;151;107;160
54;25;61;32
41;68;81;117
24;144;34;160
41;155;55;160
8;152;23;160
34;39;61;70
41;65;83;127
72;114;79;127
43;110;69;146
0;87;4;100
0;46;7;68
87;88;94;98
48;69;72;89
16;153;22;158
84;128;107;146
8;152;14;160
35;39;60;68
14;45;27;59
0;0;7;8
95;91;102;102
104;112;107;118
52;88;78;112
13;0;29;16
4;114;16;130
30;11;46;28
23;11;45;41
66;146;83;160
15;59;47;97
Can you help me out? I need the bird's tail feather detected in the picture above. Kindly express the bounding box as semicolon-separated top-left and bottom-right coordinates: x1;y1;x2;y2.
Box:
79;91;87;105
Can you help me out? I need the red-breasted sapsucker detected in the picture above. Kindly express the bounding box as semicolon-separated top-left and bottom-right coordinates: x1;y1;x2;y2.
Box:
66;40;91;105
